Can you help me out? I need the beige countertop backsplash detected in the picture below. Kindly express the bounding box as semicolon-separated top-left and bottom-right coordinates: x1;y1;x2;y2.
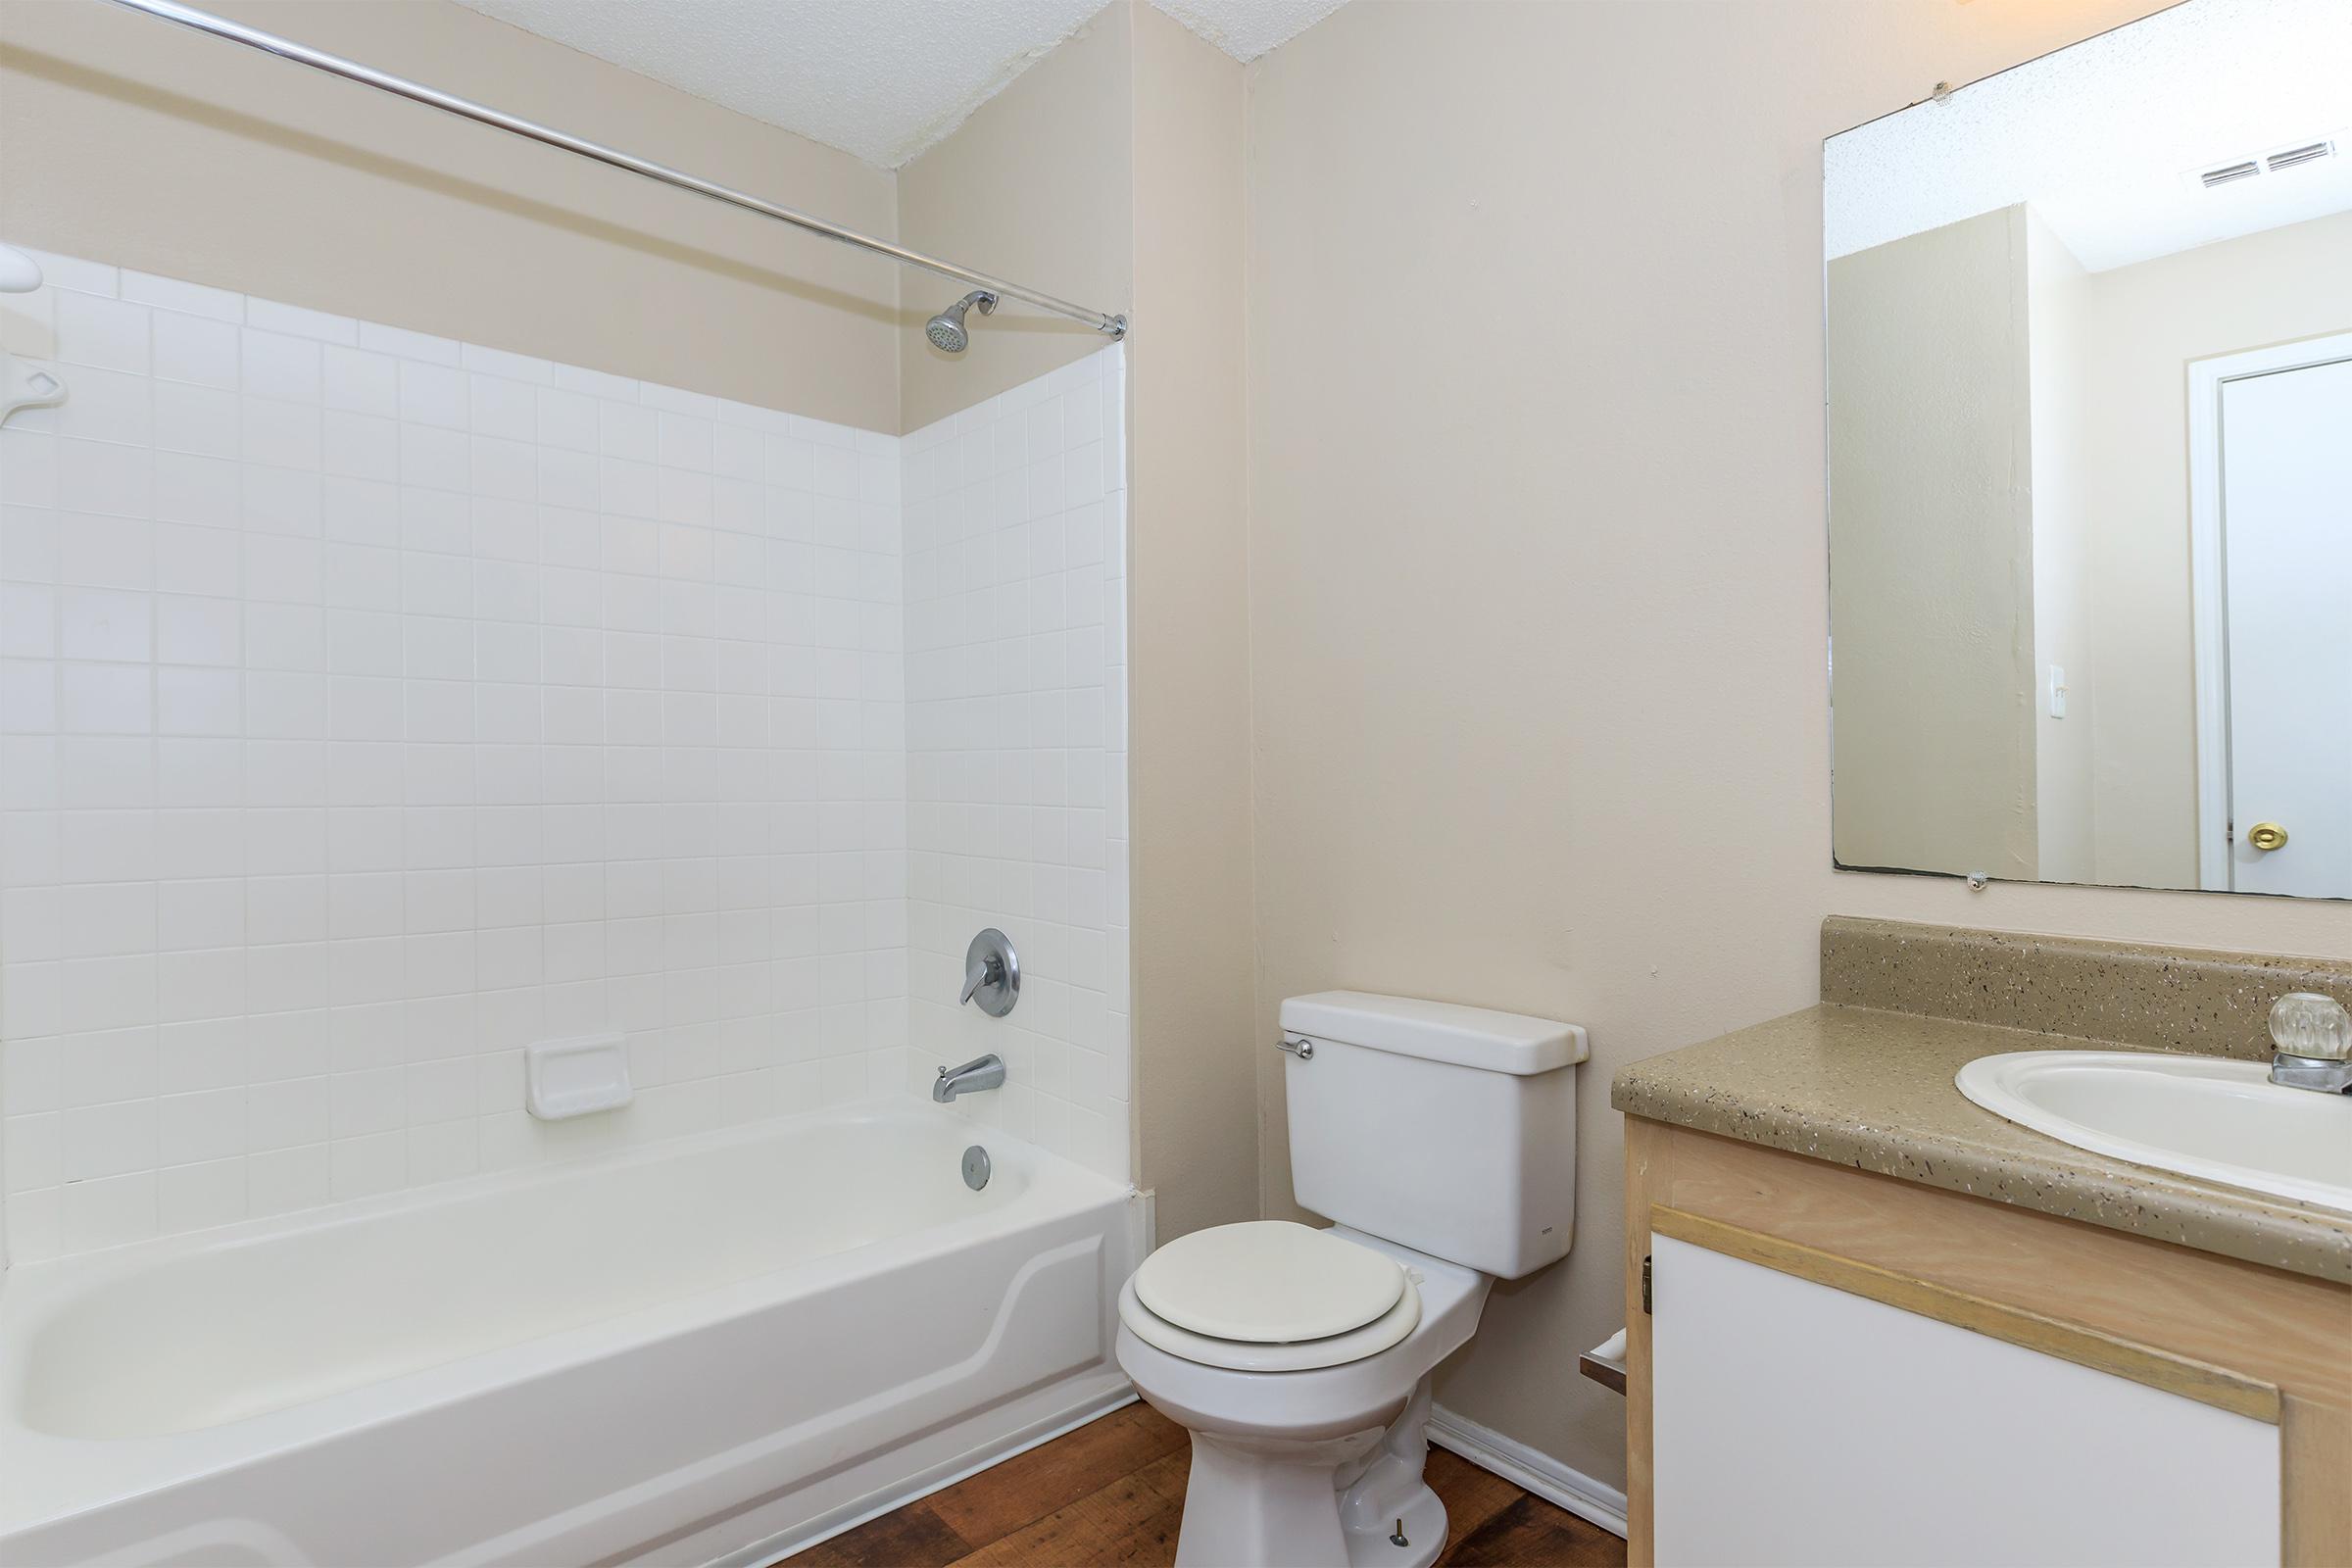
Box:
1817;916;2352;1060
1613;917;2352;1284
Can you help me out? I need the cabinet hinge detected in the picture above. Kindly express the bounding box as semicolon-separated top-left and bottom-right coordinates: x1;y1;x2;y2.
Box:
1642;1253;1653;1315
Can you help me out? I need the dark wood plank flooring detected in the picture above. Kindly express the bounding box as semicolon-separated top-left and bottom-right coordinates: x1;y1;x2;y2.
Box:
796;1401;1625;1568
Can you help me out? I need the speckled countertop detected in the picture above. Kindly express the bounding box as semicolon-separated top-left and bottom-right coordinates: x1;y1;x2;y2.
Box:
1611;1002;2352;1285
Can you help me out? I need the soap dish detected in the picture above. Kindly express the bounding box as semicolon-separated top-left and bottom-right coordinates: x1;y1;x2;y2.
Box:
524;1034;634;1120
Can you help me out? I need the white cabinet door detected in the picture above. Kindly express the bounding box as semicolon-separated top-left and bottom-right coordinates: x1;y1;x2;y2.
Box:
1650;1234;2279;1567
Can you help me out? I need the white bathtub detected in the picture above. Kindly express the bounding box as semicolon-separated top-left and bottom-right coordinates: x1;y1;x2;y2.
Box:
0;1103;1140;1566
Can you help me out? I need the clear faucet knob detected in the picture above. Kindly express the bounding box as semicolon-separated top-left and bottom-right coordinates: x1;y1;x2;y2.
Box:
2269;993;2352;1060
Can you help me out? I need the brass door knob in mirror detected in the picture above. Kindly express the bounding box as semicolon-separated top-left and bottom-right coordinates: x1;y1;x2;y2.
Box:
2246;821;2289;853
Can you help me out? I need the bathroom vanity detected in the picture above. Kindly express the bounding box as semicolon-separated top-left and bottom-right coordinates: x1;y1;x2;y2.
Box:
1612;920;2352;1568
1752;9;2352;1557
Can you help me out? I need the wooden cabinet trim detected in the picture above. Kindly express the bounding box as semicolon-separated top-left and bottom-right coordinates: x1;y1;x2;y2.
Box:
1650;1204;2282;1424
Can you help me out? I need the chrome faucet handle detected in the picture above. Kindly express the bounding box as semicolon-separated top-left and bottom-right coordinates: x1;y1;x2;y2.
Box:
2269;993;2352;1094
2271;993;2352;1059
958;929;1019;1017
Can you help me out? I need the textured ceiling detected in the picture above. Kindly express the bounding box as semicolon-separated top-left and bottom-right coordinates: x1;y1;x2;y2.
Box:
1149;0;1348;62
453;0;1350;170
1828;0;2352;272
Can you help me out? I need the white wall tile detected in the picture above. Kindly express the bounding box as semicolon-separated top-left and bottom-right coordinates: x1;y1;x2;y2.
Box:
1;260;1129;1264
54;294;149;375
0;257;936;1259
323;347;399;417
901;346;1130;1183
156;1155;244;1233
152;312;240;391
57;519;150;601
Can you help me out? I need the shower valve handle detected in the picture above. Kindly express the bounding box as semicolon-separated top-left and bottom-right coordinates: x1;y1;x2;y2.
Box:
958;929;1020;1017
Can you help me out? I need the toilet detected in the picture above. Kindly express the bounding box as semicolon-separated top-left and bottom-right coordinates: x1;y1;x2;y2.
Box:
1115;991;1587;1568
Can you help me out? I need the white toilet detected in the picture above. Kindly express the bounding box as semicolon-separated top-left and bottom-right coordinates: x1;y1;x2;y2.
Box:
1115;991;1587;1568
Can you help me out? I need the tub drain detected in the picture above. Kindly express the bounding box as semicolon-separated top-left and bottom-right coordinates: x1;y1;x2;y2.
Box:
962;1145;992;1191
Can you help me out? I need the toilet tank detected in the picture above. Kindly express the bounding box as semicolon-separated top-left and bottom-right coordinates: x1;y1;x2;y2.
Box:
1280;992;1588;1279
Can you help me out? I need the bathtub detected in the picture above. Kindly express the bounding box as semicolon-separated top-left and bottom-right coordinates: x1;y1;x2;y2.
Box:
0;1103;1141;1566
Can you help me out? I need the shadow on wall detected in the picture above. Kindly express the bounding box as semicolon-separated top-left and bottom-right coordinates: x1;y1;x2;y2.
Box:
5;44;899;326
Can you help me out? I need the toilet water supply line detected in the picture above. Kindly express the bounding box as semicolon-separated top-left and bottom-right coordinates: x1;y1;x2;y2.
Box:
95;0;1132;341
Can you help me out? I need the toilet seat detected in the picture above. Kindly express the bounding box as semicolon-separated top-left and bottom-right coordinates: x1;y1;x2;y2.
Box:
1119;1275;1424;1372
1135;1220;1405;1342
1120;1223;1427;1374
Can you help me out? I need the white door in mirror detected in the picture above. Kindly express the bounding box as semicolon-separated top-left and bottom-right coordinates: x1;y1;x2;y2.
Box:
2219;355;2352;897
525;1034;635;1120
1956;1051;2352;1212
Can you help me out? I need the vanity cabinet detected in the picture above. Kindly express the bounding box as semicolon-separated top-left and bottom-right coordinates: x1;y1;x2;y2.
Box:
1624;1117;2350;1568
1650;1226;2278;1565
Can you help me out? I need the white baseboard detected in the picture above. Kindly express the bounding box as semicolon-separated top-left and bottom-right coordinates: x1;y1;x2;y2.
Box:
1427;1404;1629;1541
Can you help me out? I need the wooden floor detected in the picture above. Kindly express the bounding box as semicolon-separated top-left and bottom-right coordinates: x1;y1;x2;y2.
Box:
797;1401;1626;1568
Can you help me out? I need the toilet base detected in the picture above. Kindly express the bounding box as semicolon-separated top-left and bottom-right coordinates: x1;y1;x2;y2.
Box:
1343;1479;1446;1568
1335;1372;1446;1568
1169;1376;1448;1568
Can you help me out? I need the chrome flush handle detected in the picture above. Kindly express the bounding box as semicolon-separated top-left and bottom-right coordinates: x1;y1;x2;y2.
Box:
1277;1034;1315;1061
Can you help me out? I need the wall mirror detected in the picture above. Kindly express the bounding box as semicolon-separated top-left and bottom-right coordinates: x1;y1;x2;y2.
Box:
1824;0;2351;899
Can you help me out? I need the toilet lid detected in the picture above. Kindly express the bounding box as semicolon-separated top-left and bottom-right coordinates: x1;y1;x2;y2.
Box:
1119;1274;1423;1372
1133;1221;1406;1344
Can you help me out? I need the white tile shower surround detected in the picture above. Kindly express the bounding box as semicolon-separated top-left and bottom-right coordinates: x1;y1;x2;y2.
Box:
900;358;1131;1180
0;250;1131;1261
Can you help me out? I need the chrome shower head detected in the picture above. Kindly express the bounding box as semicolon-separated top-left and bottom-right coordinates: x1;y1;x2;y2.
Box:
925;289;997;354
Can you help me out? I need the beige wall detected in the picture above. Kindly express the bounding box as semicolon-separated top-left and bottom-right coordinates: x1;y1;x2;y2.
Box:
2082;210;2352;888
0;0;901;428
1126;6;1260;1241
1244;0;2350;1499
895;2;1134;433
2027;210;2096;886
1829;207;2038;881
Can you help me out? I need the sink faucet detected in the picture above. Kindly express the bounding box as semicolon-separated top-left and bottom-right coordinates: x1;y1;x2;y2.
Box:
934;1054;1005;1102
2266;993;2352;1094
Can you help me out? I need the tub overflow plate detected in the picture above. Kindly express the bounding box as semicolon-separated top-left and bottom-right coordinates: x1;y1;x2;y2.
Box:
962;1145;992;1191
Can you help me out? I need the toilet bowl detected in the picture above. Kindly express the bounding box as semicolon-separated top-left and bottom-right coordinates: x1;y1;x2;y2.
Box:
1114;990;1587;1568
1114;1224;1492;1568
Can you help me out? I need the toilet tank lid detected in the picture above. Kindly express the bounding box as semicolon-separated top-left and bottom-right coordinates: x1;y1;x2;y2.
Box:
1279;992;1589;1074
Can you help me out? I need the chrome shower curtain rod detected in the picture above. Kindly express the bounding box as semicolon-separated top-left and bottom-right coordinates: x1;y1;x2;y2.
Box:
100;0;1130;339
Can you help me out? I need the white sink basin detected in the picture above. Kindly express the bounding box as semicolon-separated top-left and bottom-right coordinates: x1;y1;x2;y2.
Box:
1956;1051;2352;1214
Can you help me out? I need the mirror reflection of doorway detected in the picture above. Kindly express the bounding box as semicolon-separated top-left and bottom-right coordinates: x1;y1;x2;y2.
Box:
2190;334;2352;897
